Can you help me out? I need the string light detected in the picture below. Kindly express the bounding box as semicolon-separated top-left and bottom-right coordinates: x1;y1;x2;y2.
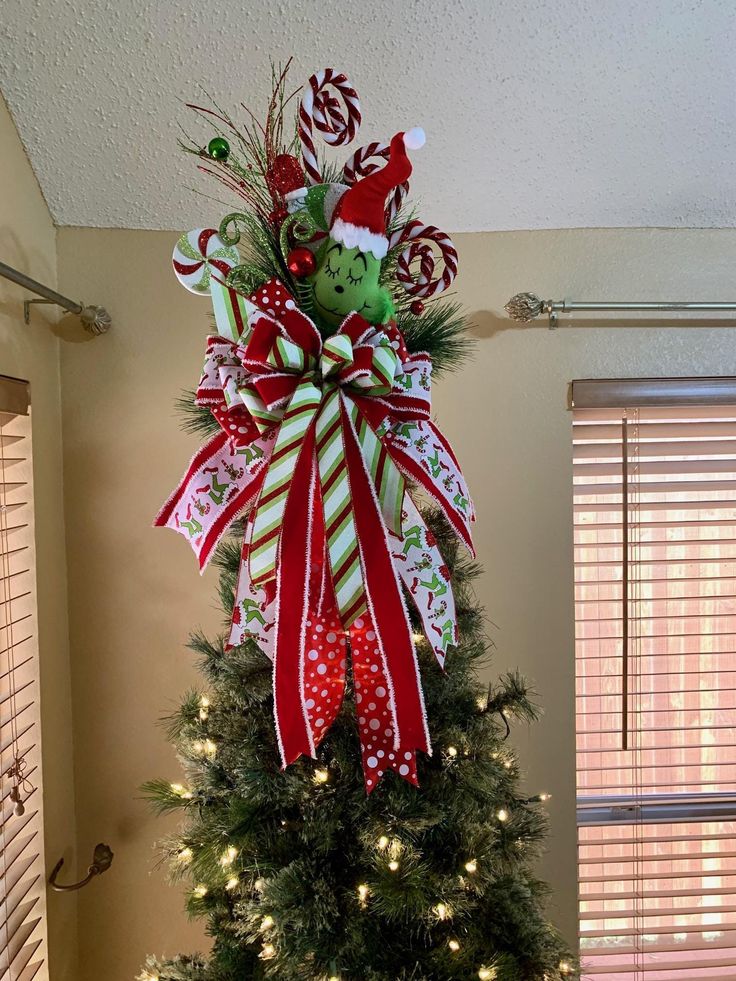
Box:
170;782;193;799
357;884;370;905
313;768;330;785
539;792;552;802
260;943;276;960
478;968;495;980
559;961;572;976
496;808;509;822
503;759;513;770
225;877;238;891
176;846;193;864
388;860;400;872
193;884;208;898
433;902;449;920
220;846;238;866
377;835;390;851
139;972;159;981
412;631;424;644
260;915;274;931
254;877;267;893
447;746;458;758
476;696;487;710
199;694;210;720
448;939;460;952
464;859;477;874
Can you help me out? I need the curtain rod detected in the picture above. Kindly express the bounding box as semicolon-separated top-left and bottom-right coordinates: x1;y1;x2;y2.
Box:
0;260;111;335
505;292;736;329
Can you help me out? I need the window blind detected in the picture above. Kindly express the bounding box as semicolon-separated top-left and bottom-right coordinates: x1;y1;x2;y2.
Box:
0;378;48;981
573;383;736;981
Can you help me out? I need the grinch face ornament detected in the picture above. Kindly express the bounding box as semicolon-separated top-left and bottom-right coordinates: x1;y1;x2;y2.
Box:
311;241;394;329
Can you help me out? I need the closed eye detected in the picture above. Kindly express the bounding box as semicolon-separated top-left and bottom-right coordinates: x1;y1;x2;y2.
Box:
325;262;339;279
347;271;363;284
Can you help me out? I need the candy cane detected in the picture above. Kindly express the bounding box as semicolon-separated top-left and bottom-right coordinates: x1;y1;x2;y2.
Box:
299;69;361;186
394;221;458;299
343;142;409;225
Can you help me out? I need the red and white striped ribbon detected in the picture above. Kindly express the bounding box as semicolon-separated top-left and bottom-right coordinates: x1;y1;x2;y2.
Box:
393;220;458;299
299;68;361;186
342;142;409;225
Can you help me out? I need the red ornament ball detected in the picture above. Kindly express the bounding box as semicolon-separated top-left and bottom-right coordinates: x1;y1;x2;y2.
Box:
269;154;305;196
410;299;425;316
287;247;316;278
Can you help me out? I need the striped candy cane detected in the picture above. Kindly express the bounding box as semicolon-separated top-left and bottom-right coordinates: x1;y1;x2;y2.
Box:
299;69;361;186
343;142;409;226
394;220;459;299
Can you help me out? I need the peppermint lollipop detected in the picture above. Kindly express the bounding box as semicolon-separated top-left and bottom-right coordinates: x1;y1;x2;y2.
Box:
172;228;239;294
299;68;361;186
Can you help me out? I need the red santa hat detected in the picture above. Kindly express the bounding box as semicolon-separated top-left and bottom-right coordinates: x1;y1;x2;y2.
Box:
330;127;425;259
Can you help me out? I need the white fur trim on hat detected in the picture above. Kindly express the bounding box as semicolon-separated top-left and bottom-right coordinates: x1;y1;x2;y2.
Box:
330;217;388;259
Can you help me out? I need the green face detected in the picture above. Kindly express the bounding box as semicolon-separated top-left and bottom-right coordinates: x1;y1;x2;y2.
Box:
310;241;394;330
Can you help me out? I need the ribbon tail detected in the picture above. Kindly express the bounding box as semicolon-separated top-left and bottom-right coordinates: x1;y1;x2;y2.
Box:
350;400;405;537
273;428;318;767
350;615;419;793
340;393;431;761
387;419;475;557
154;430;270;570
391;495;458;668
227;534;276;655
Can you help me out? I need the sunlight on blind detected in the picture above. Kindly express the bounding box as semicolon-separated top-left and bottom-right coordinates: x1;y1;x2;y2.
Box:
0;387;48;981
573;402;736;981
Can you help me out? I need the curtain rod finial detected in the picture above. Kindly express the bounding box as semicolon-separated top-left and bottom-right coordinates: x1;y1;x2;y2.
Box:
80;305;111;335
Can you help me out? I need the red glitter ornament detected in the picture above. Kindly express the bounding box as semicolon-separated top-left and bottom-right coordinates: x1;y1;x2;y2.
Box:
410;300;425;316
269;154;305;197
287;247;316;278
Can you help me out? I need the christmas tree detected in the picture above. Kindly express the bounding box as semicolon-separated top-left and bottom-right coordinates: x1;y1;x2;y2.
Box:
143;63;577;981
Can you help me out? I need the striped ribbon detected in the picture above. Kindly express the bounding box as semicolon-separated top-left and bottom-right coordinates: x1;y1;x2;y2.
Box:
247;328;405;626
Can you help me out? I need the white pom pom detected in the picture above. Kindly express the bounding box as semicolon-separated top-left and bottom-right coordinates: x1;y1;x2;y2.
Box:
404;127;425;150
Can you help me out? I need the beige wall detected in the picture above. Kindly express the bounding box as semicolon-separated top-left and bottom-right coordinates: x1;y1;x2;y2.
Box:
0;96;78;979
55;224;736;978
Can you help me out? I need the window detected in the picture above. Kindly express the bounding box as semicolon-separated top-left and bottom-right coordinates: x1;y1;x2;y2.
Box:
573;379;736;981
0;377;48;981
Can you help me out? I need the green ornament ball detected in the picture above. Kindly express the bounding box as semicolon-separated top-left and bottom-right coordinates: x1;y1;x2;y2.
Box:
207;137;230;161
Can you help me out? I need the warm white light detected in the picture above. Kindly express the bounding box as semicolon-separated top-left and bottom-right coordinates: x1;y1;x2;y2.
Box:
377;835;390;851
260;943;275;960
476;696;487;710
478;968;495;980
357;884;370;904
448;939;460;952
199;695;210;720
539;792;552;802
220;846;238;866
447;746;458;758
200;694;210;708
193;884;208;898
388;860;400;872
139;972;159;981
225;877;238;891
412;631;424;643
313;768;329;785
177;847;193;864
261;915;274;931
433;902;449;920
254;877;267;893
464;859;477;874
503;759;512;770
559;962;572;976
497;808;509;822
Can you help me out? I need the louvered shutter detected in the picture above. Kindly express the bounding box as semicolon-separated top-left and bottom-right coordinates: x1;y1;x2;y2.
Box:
573;380;736;981
0;377;48;981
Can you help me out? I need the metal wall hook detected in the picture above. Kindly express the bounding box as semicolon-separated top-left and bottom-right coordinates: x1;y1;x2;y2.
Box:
49;842;114;891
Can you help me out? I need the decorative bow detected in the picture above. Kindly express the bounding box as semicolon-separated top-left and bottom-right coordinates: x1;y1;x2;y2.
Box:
156;279;474;791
